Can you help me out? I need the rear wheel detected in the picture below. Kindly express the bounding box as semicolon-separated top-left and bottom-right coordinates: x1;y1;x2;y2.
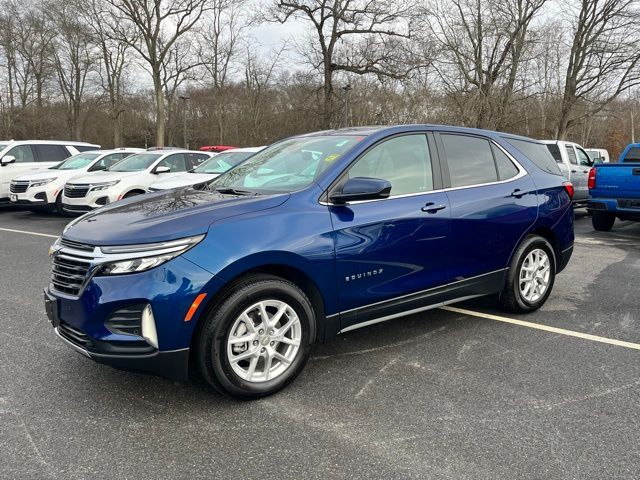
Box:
195;274;315;399
501;235;555;313
591;211;615;231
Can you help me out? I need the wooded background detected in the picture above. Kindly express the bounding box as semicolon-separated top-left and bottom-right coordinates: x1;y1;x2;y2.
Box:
1;0;638;158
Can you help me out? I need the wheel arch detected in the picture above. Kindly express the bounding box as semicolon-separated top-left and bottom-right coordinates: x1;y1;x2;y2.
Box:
189;261;331;354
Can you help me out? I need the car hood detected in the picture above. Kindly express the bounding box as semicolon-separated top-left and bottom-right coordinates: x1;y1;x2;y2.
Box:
12;170;75;182
63;188;290;245
68;170;141;185
150;172;217;190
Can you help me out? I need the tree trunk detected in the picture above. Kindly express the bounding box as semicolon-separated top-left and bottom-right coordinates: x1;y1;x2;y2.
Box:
323;64;334;129
153;70;165;148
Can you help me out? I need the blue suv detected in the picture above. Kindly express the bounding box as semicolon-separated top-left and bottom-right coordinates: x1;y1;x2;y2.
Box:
45;125;574;398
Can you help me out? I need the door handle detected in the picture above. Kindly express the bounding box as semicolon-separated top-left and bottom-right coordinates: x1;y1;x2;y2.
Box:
571;169;577;173
422;202;446;213
510;189;528;198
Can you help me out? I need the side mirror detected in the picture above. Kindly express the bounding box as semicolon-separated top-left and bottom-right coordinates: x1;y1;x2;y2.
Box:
329;177;392;204
1;155;16;166
154;166;171;174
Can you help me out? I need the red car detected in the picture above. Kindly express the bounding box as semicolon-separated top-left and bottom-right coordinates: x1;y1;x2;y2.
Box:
199;145;237;153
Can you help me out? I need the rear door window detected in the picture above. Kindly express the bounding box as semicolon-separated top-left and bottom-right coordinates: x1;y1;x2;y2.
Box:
5;145;36;163
440;134;498;188
34;144;69;162
157;154;188;172
565;145;578;165
186;153;210;169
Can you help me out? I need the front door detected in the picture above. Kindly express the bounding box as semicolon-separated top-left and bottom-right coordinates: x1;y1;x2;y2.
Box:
0;145;40;200
328;133;451;330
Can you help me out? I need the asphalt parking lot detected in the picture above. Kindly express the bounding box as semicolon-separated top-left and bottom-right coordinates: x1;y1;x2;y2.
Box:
1;208;639;479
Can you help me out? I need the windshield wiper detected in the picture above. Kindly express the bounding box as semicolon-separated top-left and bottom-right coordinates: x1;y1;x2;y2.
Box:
214;187;258;195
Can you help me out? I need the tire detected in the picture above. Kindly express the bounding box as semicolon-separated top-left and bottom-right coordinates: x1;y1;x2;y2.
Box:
195;274;315;400
54;192;67;216
591;211;615;231
501;235;556;313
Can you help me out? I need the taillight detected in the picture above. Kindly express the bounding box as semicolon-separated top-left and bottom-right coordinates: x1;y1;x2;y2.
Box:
588;167;596;190
563;181;574;199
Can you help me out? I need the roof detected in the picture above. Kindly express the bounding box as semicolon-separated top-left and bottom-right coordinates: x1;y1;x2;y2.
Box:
0;139;99;146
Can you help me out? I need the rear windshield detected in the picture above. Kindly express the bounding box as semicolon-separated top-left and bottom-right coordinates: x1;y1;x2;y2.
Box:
622;146;640;162
505;138;563;175
109;153;161;172
194;151;256;174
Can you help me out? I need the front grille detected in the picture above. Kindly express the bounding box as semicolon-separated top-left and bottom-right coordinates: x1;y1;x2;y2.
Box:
60;238;94;252
64;184;90;198
50;243;95;296
58;322;89;348
10;181;29;193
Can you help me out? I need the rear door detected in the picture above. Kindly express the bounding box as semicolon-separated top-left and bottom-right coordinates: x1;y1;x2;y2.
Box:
573;146;593;201
436;132;538;281
0;145;39;199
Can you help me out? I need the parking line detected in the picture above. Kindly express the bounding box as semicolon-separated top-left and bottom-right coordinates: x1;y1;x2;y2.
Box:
441;306;640;351
0;227;58;239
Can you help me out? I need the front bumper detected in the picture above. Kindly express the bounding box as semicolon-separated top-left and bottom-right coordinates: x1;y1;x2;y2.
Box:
54;325;190;381
45;254;222;382
62;189;119;211
9;187;56;207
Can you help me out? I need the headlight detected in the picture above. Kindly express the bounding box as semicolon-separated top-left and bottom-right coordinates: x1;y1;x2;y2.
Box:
91;181;119;191
97;235;205;275
31;177;57;187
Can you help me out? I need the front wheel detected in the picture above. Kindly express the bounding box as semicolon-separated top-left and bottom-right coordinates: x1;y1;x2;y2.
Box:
591;211;615;231
501;235;556;313
195;274;315;399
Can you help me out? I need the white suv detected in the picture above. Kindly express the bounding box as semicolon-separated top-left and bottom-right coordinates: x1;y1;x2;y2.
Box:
62;149;212;213
9;149;142;214
148;146;265;191
0;140;100;204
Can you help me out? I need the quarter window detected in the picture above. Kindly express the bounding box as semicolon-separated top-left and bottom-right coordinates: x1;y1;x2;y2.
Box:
347;134;433;196
493;146;519;180
5;145;36;163
441;134;498;187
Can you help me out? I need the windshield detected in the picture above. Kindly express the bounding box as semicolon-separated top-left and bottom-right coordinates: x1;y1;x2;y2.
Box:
211;136;361;193
194;151;257;174
109;153;161;172
50;153;100;170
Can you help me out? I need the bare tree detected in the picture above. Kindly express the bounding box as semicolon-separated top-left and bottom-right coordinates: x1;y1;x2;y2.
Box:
106;0;209;147
556;0;640;139
273;0;414;128
47;0;98;140
197;0;249;143
83;0;137;147
425;0;547;129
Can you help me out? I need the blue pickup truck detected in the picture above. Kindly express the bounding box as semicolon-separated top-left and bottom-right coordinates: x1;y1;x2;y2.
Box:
588;143;640;231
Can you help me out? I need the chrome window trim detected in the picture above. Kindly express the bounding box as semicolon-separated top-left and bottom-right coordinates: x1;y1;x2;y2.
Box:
319;138;526;206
